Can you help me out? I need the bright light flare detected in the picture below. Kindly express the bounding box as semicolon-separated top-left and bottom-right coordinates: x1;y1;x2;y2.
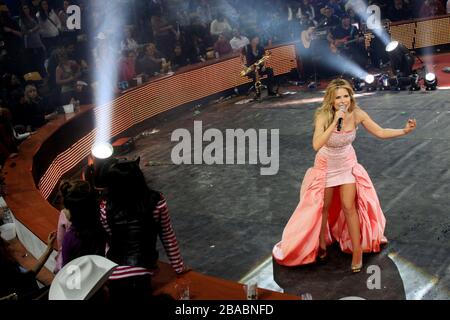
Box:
91;143;114;159
386;41;399;52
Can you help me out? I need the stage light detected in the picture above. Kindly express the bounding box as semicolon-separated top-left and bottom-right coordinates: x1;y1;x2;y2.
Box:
385;41;399;53
378;73;391;90
385;40;415;77
424;72;437;90
409;73;420;91
364;74;378;91
91;143;114;159
365;74;375;84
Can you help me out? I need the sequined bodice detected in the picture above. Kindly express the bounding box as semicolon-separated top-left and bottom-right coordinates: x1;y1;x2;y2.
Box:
325;129;356;148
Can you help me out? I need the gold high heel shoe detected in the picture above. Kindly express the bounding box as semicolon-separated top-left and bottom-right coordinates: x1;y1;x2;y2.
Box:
351;262;363;273
351;252;363;273
317;245;327;262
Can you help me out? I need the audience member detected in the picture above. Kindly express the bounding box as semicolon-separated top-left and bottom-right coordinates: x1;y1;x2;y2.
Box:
170;43;189;70
15;84;55;132
196;0;213;26
55;49;81;104
214;33;233;58
0;107;18;165
58;180;106;268
118;50;137;83
137;43;167;76
318;5;341;28
229;29;249;52
120;27;139;54
210;12;232;37
0;6;23;74
0;231;56;300
387;0;412;22
36;0;62;53
298;0;318;23
419;0;446;17
18;3;46;76
151;9;177;58
100;158;187;301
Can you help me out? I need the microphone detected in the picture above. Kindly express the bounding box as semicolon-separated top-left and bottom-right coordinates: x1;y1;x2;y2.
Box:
337;103;345;131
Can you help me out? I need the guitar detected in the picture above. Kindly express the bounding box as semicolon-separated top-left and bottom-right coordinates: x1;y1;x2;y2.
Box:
301;27;327;49
330;34;373;54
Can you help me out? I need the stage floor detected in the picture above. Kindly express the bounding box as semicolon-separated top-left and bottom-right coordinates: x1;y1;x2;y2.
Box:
123;85;450;299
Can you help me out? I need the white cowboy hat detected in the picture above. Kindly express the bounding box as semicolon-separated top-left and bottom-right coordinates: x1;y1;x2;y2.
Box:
49;255;117;300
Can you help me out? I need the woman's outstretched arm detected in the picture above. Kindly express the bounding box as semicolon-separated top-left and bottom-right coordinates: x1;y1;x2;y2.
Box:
356;109;416;139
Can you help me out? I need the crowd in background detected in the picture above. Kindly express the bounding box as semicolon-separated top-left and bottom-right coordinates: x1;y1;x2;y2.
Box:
0;0;449;186
0;0;448;163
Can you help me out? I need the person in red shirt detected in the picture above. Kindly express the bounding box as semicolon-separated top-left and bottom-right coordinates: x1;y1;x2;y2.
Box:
213;33;233;58
118;50;137;83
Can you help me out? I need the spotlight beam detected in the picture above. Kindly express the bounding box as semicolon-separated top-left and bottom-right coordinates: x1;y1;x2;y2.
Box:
90;2;129;149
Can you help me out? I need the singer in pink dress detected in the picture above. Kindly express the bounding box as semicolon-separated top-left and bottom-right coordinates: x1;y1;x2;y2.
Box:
273;79;417;272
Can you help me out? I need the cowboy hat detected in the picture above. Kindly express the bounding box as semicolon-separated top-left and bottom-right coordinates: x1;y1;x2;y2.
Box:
49;255;117;300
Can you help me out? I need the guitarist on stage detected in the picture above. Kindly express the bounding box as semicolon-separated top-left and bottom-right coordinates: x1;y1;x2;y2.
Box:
241;35;279;98
327;14;368;67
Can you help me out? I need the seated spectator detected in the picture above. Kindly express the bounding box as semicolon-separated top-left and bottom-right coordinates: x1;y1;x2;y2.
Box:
170;44;189;70
214;33;233;58
118;50;137;83
0;107;18;165
210;12;232;38
0;231;56;300
100;158;188;301
36;0;62;52
55;50;81;105
120;27;139;54
419;0;446;17
65;40;91;84
387;0;412;22
58;180;106;269
229;29;249;52
15;84;55;132
137;43;167;77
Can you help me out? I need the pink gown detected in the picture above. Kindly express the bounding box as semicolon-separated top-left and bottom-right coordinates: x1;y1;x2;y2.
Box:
273;128;388;266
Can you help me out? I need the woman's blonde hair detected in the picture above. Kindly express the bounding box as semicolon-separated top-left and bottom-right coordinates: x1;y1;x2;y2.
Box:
314;78;357;130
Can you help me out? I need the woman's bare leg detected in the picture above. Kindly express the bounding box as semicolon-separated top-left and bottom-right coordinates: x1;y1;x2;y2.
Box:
319;187;335;250
339;183;363;268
